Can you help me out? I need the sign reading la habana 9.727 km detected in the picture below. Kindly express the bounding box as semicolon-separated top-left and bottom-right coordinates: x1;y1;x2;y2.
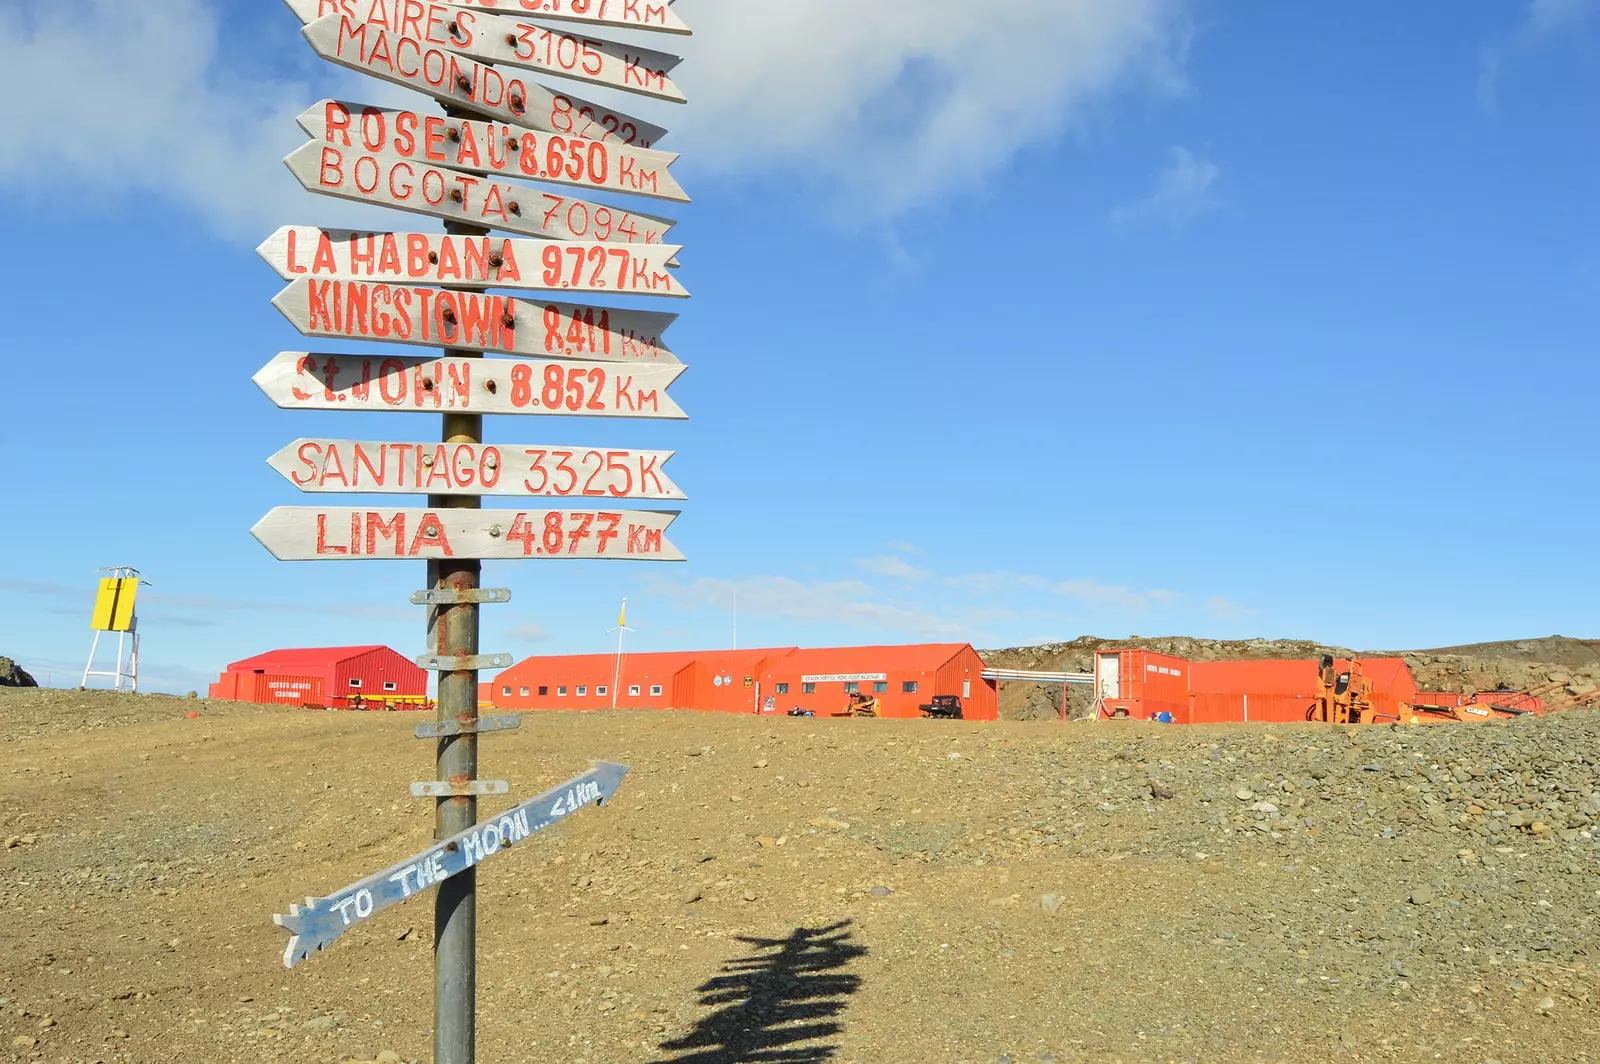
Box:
262;1;693;1055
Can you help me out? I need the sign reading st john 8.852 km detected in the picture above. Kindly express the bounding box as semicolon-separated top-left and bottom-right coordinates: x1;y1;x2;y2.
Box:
254;351;687;419
252;507;684;561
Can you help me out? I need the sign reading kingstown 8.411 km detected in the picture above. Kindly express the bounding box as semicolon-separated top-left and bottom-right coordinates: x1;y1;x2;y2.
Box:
258;2;692;1061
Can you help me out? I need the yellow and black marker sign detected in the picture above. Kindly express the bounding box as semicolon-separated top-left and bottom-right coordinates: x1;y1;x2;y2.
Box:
90;578;139;633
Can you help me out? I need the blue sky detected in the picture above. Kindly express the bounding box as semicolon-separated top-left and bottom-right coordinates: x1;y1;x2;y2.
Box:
0;0;1596;692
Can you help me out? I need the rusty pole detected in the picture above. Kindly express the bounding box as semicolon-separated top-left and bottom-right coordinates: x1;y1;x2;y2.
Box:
431;121;487;1060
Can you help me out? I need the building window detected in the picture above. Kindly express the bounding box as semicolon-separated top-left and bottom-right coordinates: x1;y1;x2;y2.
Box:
383;682;398;692
348;679;362;689
522;687;532;697
802;682;816;695
502;686;512;697
577;686;588;696
963;680;971;698
629;685;641;697
558;686;568;697
596;686;608;697
903;681;918;694
538;686;548;697
844;682;859;693
650;685;663;696
874;681;888;693
775;683;789;695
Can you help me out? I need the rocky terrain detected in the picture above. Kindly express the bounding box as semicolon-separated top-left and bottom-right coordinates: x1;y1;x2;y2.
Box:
3;687;1600;1063
983;636;1600;721
0;659;35;689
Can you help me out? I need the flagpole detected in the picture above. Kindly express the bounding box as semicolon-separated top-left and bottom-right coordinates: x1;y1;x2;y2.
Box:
609;598;632;710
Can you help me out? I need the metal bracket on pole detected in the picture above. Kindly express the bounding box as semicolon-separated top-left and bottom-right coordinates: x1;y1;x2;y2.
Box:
410;780;510;798
411;588;513;606
415;715;523;740
415;653;513;671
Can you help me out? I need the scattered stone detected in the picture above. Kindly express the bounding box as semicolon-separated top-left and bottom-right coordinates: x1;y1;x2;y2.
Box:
302;1015;337;1032
1537;997;1556;1015
11;1035;38;1049
870;885;892;898
1410;885;1436;906
1039;893;1064;914
741;888;758;902
1149;780;1175;800
680;888;702;904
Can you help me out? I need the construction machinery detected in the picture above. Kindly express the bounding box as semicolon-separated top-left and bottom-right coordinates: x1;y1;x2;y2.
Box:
832;691;880;718
1308;655;1534;725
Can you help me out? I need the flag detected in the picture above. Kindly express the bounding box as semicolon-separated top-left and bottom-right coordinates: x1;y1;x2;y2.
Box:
618;599;627;628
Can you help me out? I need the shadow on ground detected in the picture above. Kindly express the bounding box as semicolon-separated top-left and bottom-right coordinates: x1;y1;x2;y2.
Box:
651;920;867;1063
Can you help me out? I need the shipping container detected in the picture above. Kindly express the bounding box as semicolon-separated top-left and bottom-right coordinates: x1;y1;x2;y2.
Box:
1095;650;1191;722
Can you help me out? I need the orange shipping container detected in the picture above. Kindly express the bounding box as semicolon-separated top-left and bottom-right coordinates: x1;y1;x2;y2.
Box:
1095;650;1191;722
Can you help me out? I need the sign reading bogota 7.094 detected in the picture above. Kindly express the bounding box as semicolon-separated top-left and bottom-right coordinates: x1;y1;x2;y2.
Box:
261;1;691;1058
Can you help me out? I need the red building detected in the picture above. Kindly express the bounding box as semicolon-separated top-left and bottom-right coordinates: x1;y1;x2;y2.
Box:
208;645;428;710
490;643;999;720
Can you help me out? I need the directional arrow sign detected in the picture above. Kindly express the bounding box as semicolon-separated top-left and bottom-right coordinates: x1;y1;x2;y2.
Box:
298;100;689;203
258;227;685;291
251;507;685;561
285;2;686;102
272;280;681;360
268;439;686;500
286;142;675;243
273;761;628;967
441;0;692;36
254;351;687;419
302;12;670;148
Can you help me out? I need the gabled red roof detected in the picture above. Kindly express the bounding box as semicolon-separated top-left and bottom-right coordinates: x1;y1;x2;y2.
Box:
763;644;972;673
226;646;389;671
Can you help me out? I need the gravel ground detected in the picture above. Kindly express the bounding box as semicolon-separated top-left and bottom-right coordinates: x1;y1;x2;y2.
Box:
2;687;1598;1064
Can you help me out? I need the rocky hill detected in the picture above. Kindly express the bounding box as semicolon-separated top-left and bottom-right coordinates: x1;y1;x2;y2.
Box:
0;656;37;688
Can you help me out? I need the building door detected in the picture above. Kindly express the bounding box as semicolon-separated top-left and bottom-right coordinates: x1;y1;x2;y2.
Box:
1097;653;1121;699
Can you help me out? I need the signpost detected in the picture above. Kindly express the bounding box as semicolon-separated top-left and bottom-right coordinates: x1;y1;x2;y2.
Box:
267;439;687;499
296;99;690;203
263;2;692;1059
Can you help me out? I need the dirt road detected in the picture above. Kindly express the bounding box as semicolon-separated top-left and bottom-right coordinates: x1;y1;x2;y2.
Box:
2;688;1597;1063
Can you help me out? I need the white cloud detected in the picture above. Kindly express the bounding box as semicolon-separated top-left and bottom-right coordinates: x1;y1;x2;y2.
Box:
0;0;405;240
672;0;1190;217
946;571;1178;613
0;0;1193;235
645;575;977;642
1206;596;1256;622
507;622;549;643
1110;146;1219;230
1526;0;1599;33
886;542;922;555
857;555;932;581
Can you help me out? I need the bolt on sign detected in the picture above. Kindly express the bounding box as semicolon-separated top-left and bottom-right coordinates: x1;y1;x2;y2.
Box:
261;2;692;1060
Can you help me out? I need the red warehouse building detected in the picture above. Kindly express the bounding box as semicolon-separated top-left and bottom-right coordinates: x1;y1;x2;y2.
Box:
208;645;428;710
757;644;997;720
490;643;999;720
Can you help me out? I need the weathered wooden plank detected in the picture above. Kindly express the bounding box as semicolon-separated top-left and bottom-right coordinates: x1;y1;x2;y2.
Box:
271;279;680;362
251;507;685;561
253;351;687;419
258;226;685;292
298;99;689;203
267;439;686;500
284;141;675;243
285;2;685;101
273;762;629;967
441;0;691;36
301;11;670;148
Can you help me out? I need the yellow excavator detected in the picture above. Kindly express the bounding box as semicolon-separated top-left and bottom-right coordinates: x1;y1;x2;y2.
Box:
832;691;880;718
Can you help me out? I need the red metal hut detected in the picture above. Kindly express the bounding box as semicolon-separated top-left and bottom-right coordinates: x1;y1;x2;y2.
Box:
208;645;428;710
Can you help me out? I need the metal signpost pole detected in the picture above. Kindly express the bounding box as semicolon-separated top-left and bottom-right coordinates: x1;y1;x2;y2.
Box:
432;208;486;1064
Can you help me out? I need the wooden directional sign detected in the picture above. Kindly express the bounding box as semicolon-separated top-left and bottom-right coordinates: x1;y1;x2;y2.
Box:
252;507;685;561
259;227;684;292
272;280;681;360
441;0;692;36
254;351;687;419
285;142;674;243
273;762;628;967
301;12;669;148
268;439;686;500
285;2;686;102
298;99;688;203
